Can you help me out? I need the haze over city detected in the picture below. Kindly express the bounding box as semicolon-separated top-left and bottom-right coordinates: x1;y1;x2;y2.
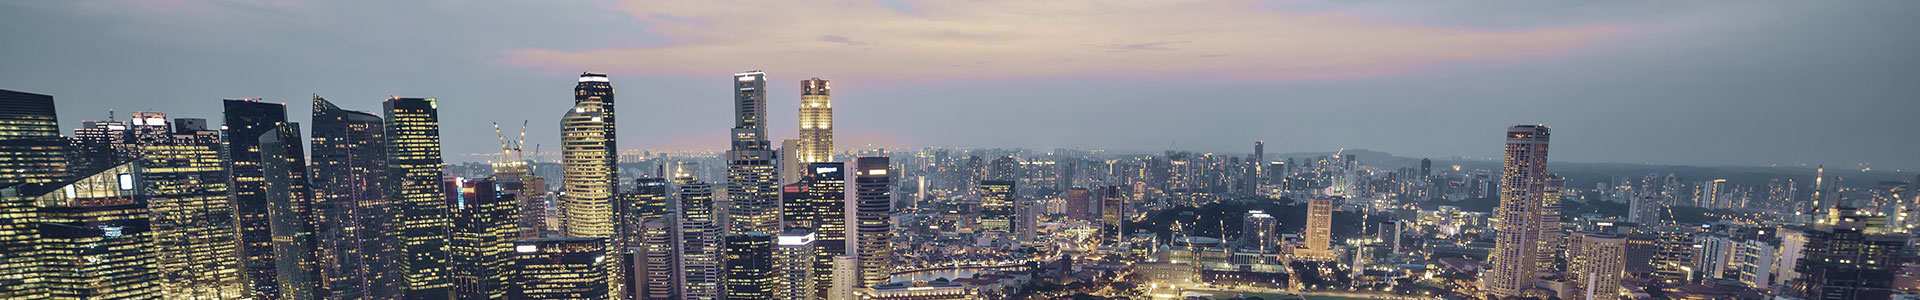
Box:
5;0;1917;168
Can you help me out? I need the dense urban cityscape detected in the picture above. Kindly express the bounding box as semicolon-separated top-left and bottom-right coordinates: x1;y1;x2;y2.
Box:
1;67;1916;300
4;1;1919;300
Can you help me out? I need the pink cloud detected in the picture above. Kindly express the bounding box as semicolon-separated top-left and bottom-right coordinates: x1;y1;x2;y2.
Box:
505;0;1625;82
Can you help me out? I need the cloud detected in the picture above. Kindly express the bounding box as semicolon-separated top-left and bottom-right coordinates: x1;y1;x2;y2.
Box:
510;0;1624;82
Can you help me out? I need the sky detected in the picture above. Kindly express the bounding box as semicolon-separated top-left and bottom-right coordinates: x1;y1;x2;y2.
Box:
2;0;1916;169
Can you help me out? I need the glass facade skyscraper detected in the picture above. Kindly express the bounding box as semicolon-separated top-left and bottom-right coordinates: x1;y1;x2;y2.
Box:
384;97;452;299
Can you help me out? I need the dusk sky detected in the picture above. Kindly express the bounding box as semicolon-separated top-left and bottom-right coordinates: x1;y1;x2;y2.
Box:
4;1;1916;169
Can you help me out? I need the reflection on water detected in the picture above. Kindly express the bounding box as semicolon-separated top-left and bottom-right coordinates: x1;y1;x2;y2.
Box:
890;269;979;282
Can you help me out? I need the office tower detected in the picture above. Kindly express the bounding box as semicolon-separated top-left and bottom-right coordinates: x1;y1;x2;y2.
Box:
726;71;781;236
383;97;453;298
618;178;669;249
638;218;677;300
123;113;248;299
1566;233;1626;300
26;162;155;299
853;157;891;287
1099;186;1127;246
1791;225;1906;300
311;96;400;299
1773;228;1809;288
452;177;519;300
779;139;803;184
1644;225;1696;286
1305;198;1333;257
829;256;858;300
0;89;68;188
724;233;776;299
512;237;613;300
68;119;130;173
978;180;1015;234
562;91;615;238
676;176;721;300
261;123;324;299
1629;195;1661;224
798;77;833;164
1731;239;1776;289
575;71;618;188
1539;174;1566;271
1243;210;1278;252
221;98;287;298
1065;187;1091;222
1485;124;1551;298
783;162;848;297
774;230;818;300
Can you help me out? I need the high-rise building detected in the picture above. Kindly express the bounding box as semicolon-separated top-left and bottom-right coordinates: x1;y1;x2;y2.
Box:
1485;124;1552;298
1065;187;1092;222
1304;198;1333;258
1644;225;1697;286
575;71;618;189
1100;186;1128;246
261;123;325;299
617;178;669;300
798;77;833;164
729;71;782;236
774;229;818;300
310;96;400;299
68;119;129;173
1015;198;1038;243
512;237;612;300
1791;224;1907;300
829;256;858;300
1539;174;1566;271
562;88;615;238
30;162;155;299
723;233;776;300
978;180;1015;234
221;98;288;298
783;162;847;297
384;97;452;298
779;139;803;185
853;157;891;287
1566;233;1627;300
452;177;519;300
129;113;248;299
1242;210;1278;252
0;89;65;300
675;176;721;300
638;217;678;300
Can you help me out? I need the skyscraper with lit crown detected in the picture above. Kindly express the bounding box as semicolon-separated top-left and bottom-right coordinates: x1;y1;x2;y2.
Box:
728;71;782;236
562;79;615;238
1485;124;1551;298
130;112;249;299
853;157;891;287
798;77;833;164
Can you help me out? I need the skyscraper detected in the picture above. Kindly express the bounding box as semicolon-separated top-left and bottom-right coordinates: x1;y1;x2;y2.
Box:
562;87;615;238
978;180;1015;234
311;96;400;299
512;237;612;300
1065;187;1091;222
131;113;248;299
779;139;803;185
0;89;65;300
723;233;776;300
675;174;721;300
261;123;324;299
1485;124;1551;298
1099;185;1127;246
1305;198;1333;258
68;119;129;173
221;98;288;298
451;177;519;300
774;229;818;300
384;97;452;299
1539;174;1566;271
575;71;618;188
1243;210;1278;252
638;217;678;300
798;77;833;164
617;178;669;251
1566;233;1626;300
729;71;782;236
29;162;154;299
853;157;891;287
783;162;847;297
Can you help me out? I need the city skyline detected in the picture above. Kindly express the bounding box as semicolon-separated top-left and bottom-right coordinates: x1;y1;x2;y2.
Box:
4;1;1918;169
